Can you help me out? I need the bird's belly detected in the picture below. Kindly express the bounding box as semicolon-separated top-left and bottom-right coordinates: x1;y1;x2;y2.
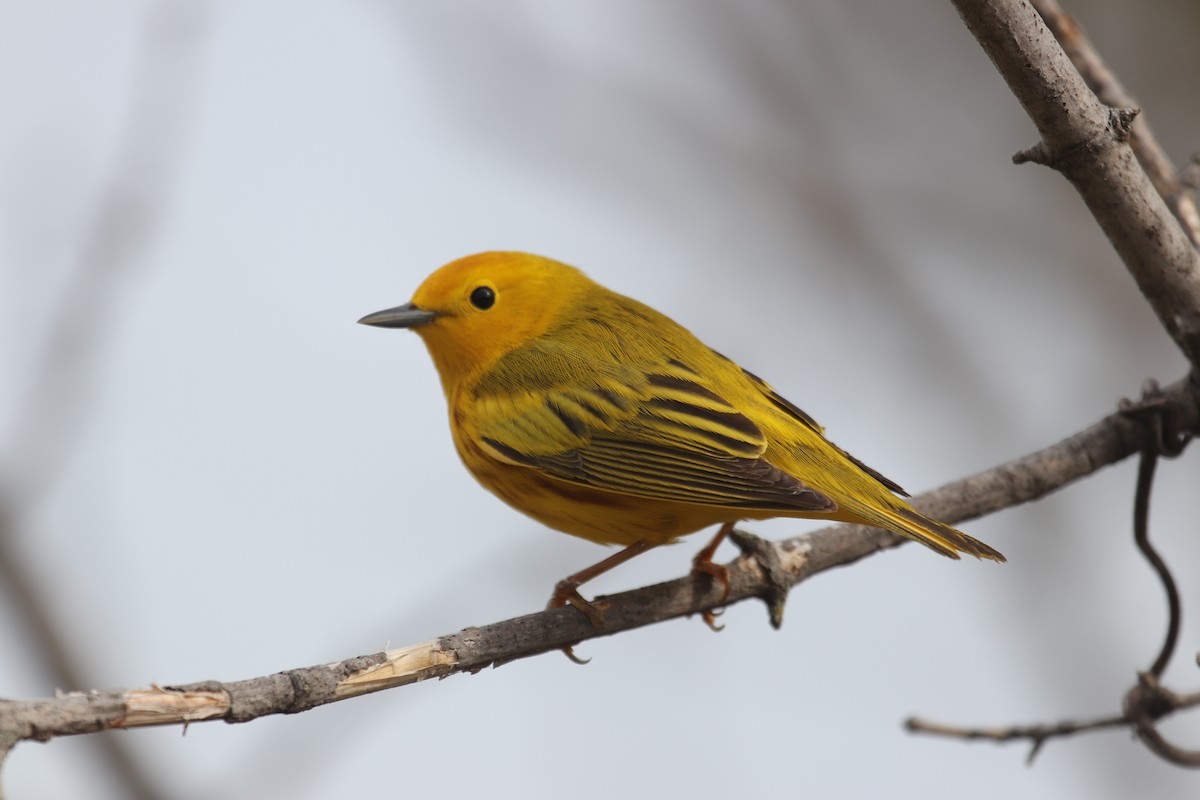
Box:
460;446;727;546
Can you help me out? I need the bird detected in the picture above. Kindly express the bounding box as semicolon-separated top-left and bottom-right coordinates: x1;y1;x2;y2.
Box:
359;251;1004;628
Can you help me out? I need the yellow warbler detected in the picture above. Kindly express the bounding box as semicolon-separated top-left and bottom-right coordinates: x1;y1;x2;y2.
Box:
360;252;1003;622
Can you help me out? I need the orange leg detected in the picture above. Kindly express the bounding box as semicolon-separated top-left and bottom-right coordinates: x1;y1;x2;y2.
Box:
549;539;657;627
691;522;735;630
692;521;734;599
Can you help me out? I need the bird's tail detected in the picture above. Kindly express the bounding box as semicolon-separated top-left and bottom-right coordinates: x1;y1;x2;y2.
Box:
850;504;1005;562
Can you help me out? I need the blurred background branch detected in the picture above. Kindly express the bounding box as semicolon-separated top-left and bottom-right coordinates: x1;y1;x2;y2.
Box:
0;3;212;798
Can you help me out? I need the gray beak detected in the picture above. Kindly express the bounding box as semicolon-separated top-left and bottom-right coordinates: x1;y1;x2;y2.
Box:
357;303;437;329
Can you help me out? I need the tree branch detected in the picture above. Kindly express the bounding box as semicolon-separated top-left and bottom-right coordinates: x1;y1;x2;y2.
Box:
951;0;1200;366
2;374;1196;748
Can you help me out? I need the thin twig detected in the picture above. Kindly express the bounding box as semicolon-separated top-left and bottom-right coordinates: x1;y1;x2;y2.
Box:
905;714;1129;765
1118;379;1199;767
907;685;1200;766
1132;461;1179;674
1119;380;1190;678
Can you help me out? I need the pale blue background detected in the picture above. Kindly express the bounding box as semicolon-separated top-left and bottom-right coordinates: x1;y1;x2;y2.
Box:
2;1;1198;798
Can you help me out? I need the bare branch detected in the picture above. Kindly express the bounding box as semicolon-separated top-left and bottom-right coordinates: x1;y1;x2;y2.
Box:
951;0;1200;366
907;679;1200;767
0;375;1195;749
905;713;1129;765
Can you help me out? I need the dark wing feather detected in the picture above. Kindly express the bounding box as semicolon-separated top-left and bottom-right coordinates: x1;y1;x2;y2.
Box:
484;435;833;511
471;351;835;513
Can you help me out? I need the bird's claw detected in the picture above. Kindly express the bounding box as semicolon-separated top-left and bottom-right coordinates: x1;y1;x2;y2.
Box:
700;606;725;632
548;582;604;664
690;557;730;631
690;557;731;602
548;582;606;628
561;645;591;665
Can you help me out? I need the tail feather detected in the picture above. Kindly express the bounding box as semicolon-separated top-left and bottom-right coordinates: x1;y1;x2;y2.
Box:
861;505;1006;562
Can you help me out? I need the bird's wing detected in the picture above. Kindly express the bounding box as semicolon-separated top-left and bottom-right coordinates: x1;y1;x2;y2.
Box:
734;358;909;497
469;353;835;513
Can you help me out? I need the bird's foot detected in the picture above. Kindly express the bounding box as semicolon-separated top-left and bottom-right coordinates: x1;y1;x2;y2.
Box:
690;522;734;629
547;581;603;665
548;581;605;627
691;553;731;602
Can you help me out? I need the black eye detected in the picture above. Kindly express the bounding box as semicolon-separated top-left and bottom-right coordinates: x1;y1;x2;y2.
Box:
469;285;496;310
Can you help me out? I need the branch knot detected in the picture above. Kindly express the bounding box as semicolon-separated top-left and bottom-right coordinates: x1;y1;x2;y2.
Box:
1012;106;1138;168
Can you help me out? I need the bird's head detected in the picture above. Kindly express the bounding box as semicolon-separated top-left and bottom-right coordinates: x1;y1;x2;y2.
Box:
359;251;592;393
